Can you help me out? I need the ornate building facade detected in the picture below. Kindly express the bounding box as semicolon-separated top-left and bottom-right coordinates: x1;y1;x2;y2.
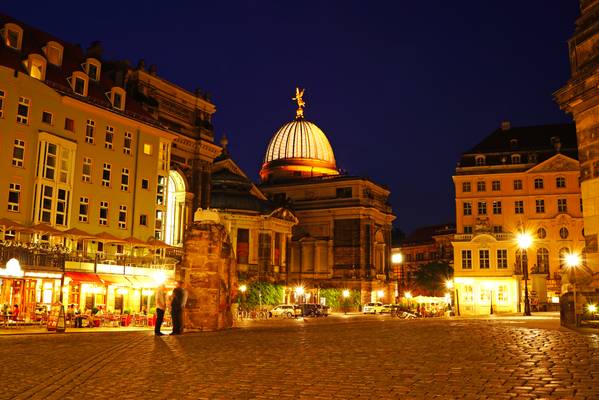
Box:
452;122;584;315
0;14;219;317
258;90;396;304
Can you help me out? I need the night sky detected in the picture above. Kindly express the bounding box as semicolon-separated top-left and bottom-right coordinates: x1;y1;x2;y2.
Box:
4;1;579;235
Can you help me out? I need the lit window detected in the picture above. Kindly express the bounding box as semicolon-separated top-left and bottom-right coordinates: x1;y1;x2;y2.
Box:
0;89;4;118
497;249;508;269
556;177;566;188
105;126;114;149
513;179;523;190
143;143;152;155
535;199;545;213
558;198;567;213
85;120;95;144
44;42;63;66
478;201;487;215
559;227;569;239
463;202;472;216
534;178;544;189
123;132;132;155
17;97;30;124
461;250;472;269
477;181;486;192
159;142;169;171
479;249;489;269
79;197;89;222
492;180;500;191
4;24;23;50
462;182;471;192
156;175;166;205
121;168;129;191
118;205;127;229
497;285;508;303
99;201;109;226
8;183;20;212
515;200;524;214
82;157;92;183
462;285;473;303
42;111;53;124
155;210;163;239
27;55;46;81
492;201;501;215
102;163;111;187
64;118;75;132
12;139;25;167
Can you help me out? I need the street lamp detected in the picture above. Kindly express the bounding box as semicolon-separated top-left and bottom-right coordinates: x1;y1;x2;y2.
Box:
516;232;533;316
342;289;350;314
391;253;403;303
445;279;459;316
295;286;304;304
565;252;581;327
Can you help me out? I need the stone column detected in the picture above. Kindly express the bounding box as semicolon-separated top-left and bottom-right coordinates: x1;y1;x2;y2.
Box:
179;214;237;331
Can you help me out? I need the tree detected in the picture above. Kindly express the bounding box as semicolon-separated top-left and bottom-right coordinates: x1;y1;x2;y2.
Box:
413;262;453;296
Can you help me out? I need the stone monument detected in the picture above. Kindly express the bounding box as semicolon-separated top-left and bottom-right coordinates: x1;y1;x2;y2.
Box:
179;209;237;331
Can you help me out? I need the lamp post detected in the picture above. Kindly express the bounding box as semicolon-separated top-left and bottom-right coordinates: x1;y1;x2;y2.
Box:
342;289;350;314
565;252;581;327
516;232;533;316
445;280;459;316
391;253;403;303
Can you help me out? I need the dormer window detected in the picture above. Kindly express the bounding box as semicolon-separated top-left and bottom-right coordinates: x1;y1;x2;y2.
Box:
511;154;521;164
107;87;126;111
44;41;63;66
84;58;101;81
25;54;46;80
475;155;485;166
3;23;23;50
68;71;88;96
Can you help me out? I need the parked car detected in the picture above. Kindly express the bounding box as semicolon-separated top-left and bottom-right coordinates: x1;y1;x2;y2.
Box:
269;304;297;318
297;303;329;317
380;304;398;314
363;302;386;314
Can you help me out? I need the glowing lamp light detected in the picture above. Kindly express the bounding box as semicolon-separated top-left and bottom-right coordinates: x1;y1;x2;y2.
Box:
565;252;581;269
152;270;167;285
3;258;24;277
445;280;454;289
587;304;597;313
117;288;129;295
377;290;384;299
142;289;154;296
342;289;350;298
239;284;247;293
516;232;533;250
404;291;412;299
391;253;403;264
295;286;304;296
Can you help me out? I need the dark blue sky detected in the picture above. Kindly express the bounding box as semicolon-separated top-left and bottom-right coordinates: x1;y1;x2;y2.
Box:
4;1;579;234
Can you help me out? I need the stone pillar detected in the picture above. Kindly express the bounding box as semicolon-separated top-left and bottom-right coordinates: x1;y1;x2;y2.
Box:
179;213;237;331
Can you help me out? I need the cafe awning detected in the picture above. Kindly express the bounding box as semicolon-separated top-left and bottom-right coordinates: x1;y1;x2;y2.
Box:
65;272;103;285
98;274;131;287
126;275;158;288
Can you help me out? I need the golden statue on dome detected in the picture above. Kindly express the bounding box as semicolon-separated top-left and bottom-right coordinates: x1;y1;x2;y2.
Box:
292;87;306;119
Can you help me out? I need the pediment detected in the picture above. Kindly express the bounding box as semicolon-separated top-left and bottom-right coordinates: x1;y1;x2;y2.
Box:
268;207;299;224
527;154;579;173
212;158;267;200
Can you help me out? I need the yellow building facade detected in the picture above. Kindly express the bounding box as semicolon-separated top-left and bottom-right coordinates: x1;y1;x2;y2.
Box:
452;123;584;315
0;15;219;319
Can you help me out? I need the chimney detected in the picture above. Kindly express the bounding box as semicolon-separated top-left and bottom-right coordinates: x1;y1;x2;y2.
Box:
501;121;511;131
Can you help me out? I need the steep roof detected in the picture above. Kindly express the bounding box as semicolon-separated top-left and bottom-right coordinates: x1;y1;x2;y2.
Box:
400;223;456;246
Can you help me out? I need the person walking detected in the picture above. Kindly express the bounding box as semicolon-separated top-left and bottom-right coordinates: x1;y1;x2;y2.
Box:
170;280;186;335
154;284;167;336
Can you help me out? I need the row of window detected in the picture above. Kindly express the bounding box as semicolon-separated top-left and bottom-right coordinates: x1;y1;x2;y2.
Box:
461;247;574;270
474;153;531;166
463;198;578;216
462;177;567;193
462;224;574;239
460;284;510;304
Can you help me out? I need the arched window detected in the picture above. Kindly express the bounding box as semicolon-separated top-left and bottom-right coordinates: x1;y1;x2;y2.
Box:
165;170;188;246
537;227;547;239
511;154;521;164
475;156;485;166
26;54;46;80
559;227;569;239
516;249;528;273
536;248;549;274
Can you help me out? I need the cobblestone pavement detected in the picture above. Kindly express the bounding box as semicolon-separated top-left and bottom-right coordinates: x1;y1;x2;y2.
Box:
1;314;599;399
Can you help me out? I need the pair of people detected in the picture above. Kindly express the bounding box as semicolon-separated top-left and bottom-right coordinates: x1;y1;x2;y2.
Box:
155;280;187;336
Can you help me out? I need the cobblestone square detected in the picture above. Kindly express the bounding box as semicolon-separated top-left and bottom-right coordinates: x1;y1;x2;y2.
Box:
1;314;598;399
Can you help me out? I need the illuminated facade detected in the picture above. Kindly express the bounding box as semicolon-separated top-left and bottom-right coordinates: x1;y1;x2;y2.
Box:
259;90;396;304
555;0;599;295
0;14;219;317
452;122;584;315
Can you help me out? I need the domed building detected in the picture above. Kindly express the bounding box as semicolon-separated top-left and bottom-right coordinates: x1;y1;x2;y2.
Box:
258;89;396;305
